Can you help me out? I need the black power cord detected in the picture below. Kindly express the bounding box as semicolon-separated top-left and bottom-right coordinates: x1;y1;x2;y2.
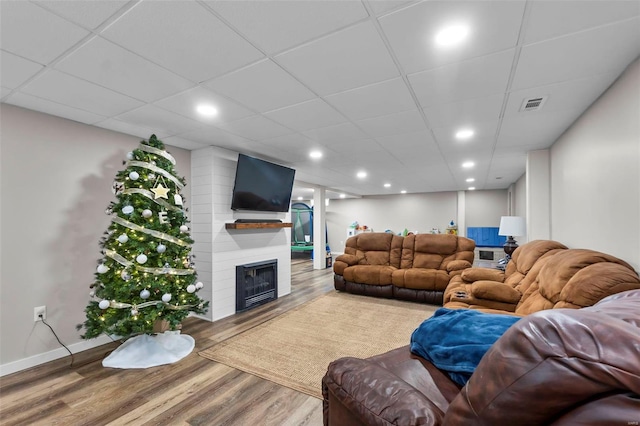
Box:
39;315;75;367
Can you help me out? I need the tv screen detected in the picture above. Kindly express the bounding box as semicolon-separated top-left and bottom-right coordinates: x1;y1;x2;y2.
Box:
231;154;296;212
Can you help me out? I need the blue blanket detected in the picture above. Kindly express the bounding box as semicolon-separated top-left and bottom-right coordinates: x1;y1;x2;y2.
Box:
410;308;520;386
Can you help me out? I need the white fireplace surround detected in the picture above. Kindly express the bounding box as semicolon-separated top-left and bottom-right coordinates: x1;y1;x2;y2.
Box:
190;146;292;321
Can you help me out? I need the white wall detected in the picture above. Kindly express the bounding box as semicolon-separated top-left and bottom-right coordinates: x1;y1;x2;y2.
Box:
526;150;551;240
550;58;640;271
514;174;528;243
191;147;291;321
0;104;192;374
464;189;508;227
325;192;457;252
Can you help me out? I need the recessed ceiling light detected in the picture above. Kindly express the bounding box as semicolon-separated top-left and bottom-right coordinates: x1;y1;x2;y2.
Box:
297;196;303;200
339;194;346;199
400;190;407;194
309;150;322;159
466;178;475;182
455;129;474;140
462;161;475;168
357;171;367;179
468;187;476;191
435;24;469;47
384;183;391;188
196;104;218;117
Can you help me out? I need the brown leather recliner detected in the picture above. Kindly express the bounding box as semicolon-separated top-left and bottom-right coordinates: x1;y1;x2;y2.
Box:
445;242;640;316
443;239;568;311
322;289;640;425
334;233;475;304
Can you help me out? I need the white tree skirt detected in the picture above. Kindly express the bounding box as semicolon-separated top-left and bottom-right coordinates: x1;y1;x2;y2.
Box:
103;332;195;369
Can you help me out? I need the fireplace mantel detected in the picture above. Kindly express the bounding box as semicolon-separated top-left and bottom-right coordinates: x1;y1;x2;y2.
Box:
225;222;292;230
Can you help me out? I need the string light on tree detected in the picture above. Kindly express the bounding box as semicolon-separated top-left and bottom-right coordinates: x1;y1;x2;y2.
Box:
78;134;208;340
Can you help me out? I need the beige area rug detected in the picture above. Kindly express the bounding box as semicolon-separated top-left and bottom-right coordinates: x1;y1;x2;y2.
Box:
199;291;437;399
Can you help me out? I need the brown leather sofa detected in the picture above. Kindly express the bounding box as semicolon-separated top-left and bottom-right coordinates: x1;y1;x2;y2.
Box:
334;233;475;304
445;241;640;315
322;289;640;425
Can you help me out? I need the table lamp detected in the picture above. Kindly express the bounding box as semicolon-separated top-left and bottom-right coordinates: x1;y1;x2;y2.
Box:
498;216;526;261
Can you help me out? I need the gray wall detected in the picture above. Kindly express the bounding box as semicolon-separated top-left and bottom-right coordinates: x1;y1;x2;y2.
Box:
0;105;191;373
464;190;508;227
550;58;639;271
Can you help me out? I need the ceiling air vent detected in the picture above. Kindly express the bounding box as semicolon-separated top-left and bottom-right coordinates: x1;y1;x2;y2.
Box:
520;96;548;112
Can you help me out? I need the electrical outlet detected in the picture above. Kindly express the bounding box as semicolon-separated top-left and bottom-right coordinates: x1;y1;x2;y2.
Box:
34;306;46;322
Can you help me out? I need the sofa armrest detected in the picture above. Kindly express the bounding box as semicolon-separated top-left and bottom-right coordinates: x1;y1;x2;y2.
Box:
334;253;358;266
446;260;472;273
323;357;444;426
470;281;522;304
461;267;505;283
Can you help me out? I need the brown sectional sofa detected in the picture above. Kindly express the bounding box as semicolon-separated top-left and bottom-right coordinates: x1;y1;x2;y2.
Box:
322;289;640;425
444;239;640;315
334;232;475;304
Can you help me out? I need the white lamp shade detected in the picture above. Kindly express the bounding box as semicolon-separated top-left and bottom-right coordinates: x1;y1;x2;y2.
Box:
498;216;526;237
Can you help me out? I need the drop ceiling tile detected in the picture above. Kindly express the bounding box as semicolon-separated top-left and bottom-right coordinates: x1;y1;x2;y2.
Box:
512;17;640;90
375;130;438;152
302;122;369;142
204;59;316;113
94;118;156;139
423;94;505;128
206;0;368;55
379;0;525;74
1;87;11;99
101;1;264;82
264;99;347;132
216;115;295;141
56;37;194;102
1;50;44;89
408;49;515;108
275;21;400;96
159;135;211;151
497;109;584;149
6;92;106;125
321;138;384;156
20;70;143;116
504;72;620;118
0;1;90;64
261;133;316;153
325;78;417;121
34;0;130;30
524;1;640;44
115;105;204;138
432;120;499;150
356;109;429;138
179;126;254;152
368;1;418;17
154;86;254;124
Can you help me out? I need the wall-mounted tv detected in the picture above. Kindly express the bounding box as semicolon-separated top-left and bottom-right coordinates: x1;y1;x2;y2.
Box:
231;154;296;213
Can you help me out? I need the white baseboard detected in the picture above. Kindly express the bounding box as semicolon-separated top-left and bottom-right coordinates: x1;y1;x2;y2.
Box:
0;335;113;377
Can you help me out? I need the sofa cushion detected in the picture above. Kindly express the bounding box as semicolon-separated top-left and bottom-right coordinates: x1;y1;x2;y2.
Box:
343;265;397;286
392;268;451;291
400;234;475;270
342;232;403;268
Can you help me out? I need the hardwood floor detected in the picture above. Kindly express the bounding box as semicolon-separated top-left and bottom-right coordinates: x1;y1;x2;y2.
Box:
0;257;335;426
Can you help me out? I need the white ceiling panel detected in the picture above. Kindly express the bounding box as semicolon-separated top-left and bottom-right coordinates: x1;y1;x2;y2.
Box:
7;92;106;125
496;109;584;149
160;135;213;151
0;1;90;64
207;0;369;55
367;0;418;17
115;105;204;138
204;59;316;113
179;126;253;152
376;130;438;151
264;99;347;132
432;120;499;151
325;78;417;121
154;86;254;125
275;21;399;96
524;1;640;44
512;17;640;90
1;87;11;99
216;115;295;141
20;70;143;116
56;37;194;102
94;118;157;140
322;138;384;157
356;109;429;138
101;1;264;83
302;122;370;143
423;94;505;128
0;50;44;89
34;0;131;30
379;0;525;74
409;49;515;108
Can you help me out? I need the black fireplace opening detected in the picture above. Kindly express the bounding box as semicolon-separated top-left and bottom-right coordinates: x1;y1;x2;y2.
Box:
236;259;278;313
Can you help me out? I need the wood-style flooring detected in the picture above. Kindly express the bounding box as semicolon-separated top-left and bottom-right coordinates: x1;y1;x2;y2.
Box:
0;256;335;426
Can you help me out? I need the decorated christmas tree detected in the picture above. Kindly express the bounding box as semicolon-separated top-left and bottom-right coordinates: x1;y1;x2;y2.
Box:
79;134;208;340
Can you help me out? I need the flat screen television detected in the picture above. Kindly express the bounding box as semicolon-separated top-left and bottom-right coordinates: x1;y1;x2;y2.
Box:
231;154;296;212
